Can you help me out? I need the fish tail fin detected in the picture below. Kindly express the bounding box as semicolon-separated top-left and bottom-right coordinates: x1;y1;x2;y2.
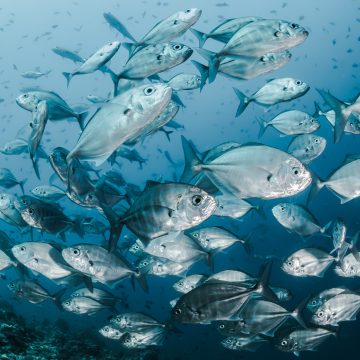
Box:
76;111;88;130
191;60;209;91
110;16;137;42
291;296;309;329
52;287;67;311
113;74;121;96
241;232;254;255
312;101;323;118
205;251;215;271
317;89;348;143
179;135;203;183
196;48;219;83
255;261;278;303
134;272;149;293
172;92;185;108
19;178;27;194
122;42;137;56
190;28;208;48
30;154;40;180
108;69;119;93
233;87;250;117
255;116;268;138
307;171;325;205
62;72;73;87
160;128;173;142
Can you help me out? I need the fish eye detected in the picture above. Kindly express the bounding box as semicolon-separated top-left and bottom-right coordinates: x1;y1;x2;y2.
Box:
292;167;300;175
115;331;120;336
280;206;285;211
64;301;70;306
20;246;26;252
259;56;267;62
290;23;298;29
172;44;183;51
72;248;80;256
219;324;225;329
226;339;231;344
23;94;28;98
310;119;314;123
315;138;320;143
281;340;287;346
192;195;203;206
104;327;109;332
174;308;182;315
192;232;199;238
125;338;130;343
185;9;191;13
28;208;34;214
178;282;183;286
142;261;148;266
144;86;155;96
274;31;282;37
9;282;15;288
134;245;139;250
295;80;302;86
287;261;293;266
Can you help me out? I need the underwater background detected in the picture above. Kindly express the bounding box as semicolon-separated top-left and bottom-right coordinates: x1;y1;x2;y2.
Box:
0;0;359;359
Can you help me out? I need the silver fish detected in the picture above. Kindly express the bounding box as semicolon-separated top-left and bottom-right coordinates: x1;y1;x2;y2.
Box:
221;335;268;352
173;274;207;294
234;78;310;117
21;70;51;79
166;73;201;91
31;185;66;202
111;312;164;332
214;194;260;219
62;41;121;86
307;287;348;313
258;110;319;137
0;193;28;228
0;168;26;194
62;296;112;315
99;325;124;340
181;139;312;200
334;252;360;277
119;327;166;349
272;203;323;237
282;248;336;277
70;287;118;307
287;134;326;164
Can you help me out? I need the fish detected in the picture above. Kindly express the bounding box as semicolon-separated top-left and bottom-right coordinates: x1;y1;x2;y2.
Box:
287;134;326;164
67;84;172;166
52;47;84;63
31;185;66;202
234;78;310;117
199;19;308;82
100;181;216;252
11;242;80;285
79;217;108;239
257;110;319;137
311;154;360;204
311;291;360;326
0;138;30;155
99;324;124;340
0;193;28;228
282;248;339;277
61;244;146;290
110;9;201;52
114;43;193;95
16;90;88;130
115;147;147;168
187;226;249;253
7;280;65;309
272;203;323;237
111;312;164;332
221;334;268;352
317;89;360;143
275;328;336;356
119;327;166;349
28;100;48;179
62;41;121;86
334;252;360;277
191;17;262;47
62;296;114;315
194;50;291;88
0;168;26;194
165;73;201;91
0;249;17;272
173;274;207;294
70;287;119;307
86;94;109;104
21;70;51;79
171;263;276;323
181;138;312;200
306;287;348;313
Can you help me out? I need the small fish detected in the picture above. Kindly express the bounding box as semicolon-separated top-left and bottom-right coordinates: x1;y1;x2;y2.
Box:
287;134;326;164
282;248;338;277
221;334;268;352
79;217;108;238
173;274;207;294
52;47;84;63
115;147;147;168
272;203;323;237
119;327;166;349
31;185;66;202
0;193;28;228
21;70;51;79
165;73;201;91
62;296;113;315
0;168;26;194
234;78;310;117
99;324;124;340
70;287;119;307
307;287;348;313
86;94;109;104
334;252;360;277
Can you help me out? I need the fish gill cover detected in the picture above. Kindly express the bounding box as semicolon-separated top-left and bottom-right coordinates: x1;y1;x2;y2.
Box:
0;0;359;359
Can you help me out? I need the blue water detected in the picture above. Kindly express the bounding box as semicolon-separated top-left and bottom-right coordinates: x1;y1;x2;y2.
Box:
0;0;359;359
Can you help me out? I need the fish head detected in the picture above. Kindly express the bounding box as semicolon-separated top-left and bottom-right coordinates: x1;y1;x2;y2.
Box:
258;51;292;70
173;278;193;293
165;43;193;62
120;332;138;349
177;8;202;24
347;117;360;133
298;114;320;133
14;195;37;212
171;297;207;323
129;240;144;256
281;254;302;275
188;229;209;249
100;41;121;57
306;295;323;312
0;193;12;210
136;256;156;275
312;307;332;325
11;242;35;264
272;203;292;225
7;280;19;294
334;255;360;277
61;245;90;273
16;92;39;111
221;336;247;350
99;325;122;340
276;20;309;48
274;157;311;196
310;135;326;154
61;298;76;312
286;78;310;98
274;335;296;352
216;321;243;336
175;186;217;228
127;83;172;115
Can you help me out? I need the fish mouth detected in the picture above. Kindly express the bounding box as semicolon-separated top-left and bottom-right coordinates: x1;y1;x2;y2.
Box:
183;48;194;61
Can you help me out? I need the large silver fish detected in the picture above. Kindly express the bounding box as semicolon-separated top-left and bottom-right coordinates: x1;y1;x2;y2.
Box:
181;138;312;200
